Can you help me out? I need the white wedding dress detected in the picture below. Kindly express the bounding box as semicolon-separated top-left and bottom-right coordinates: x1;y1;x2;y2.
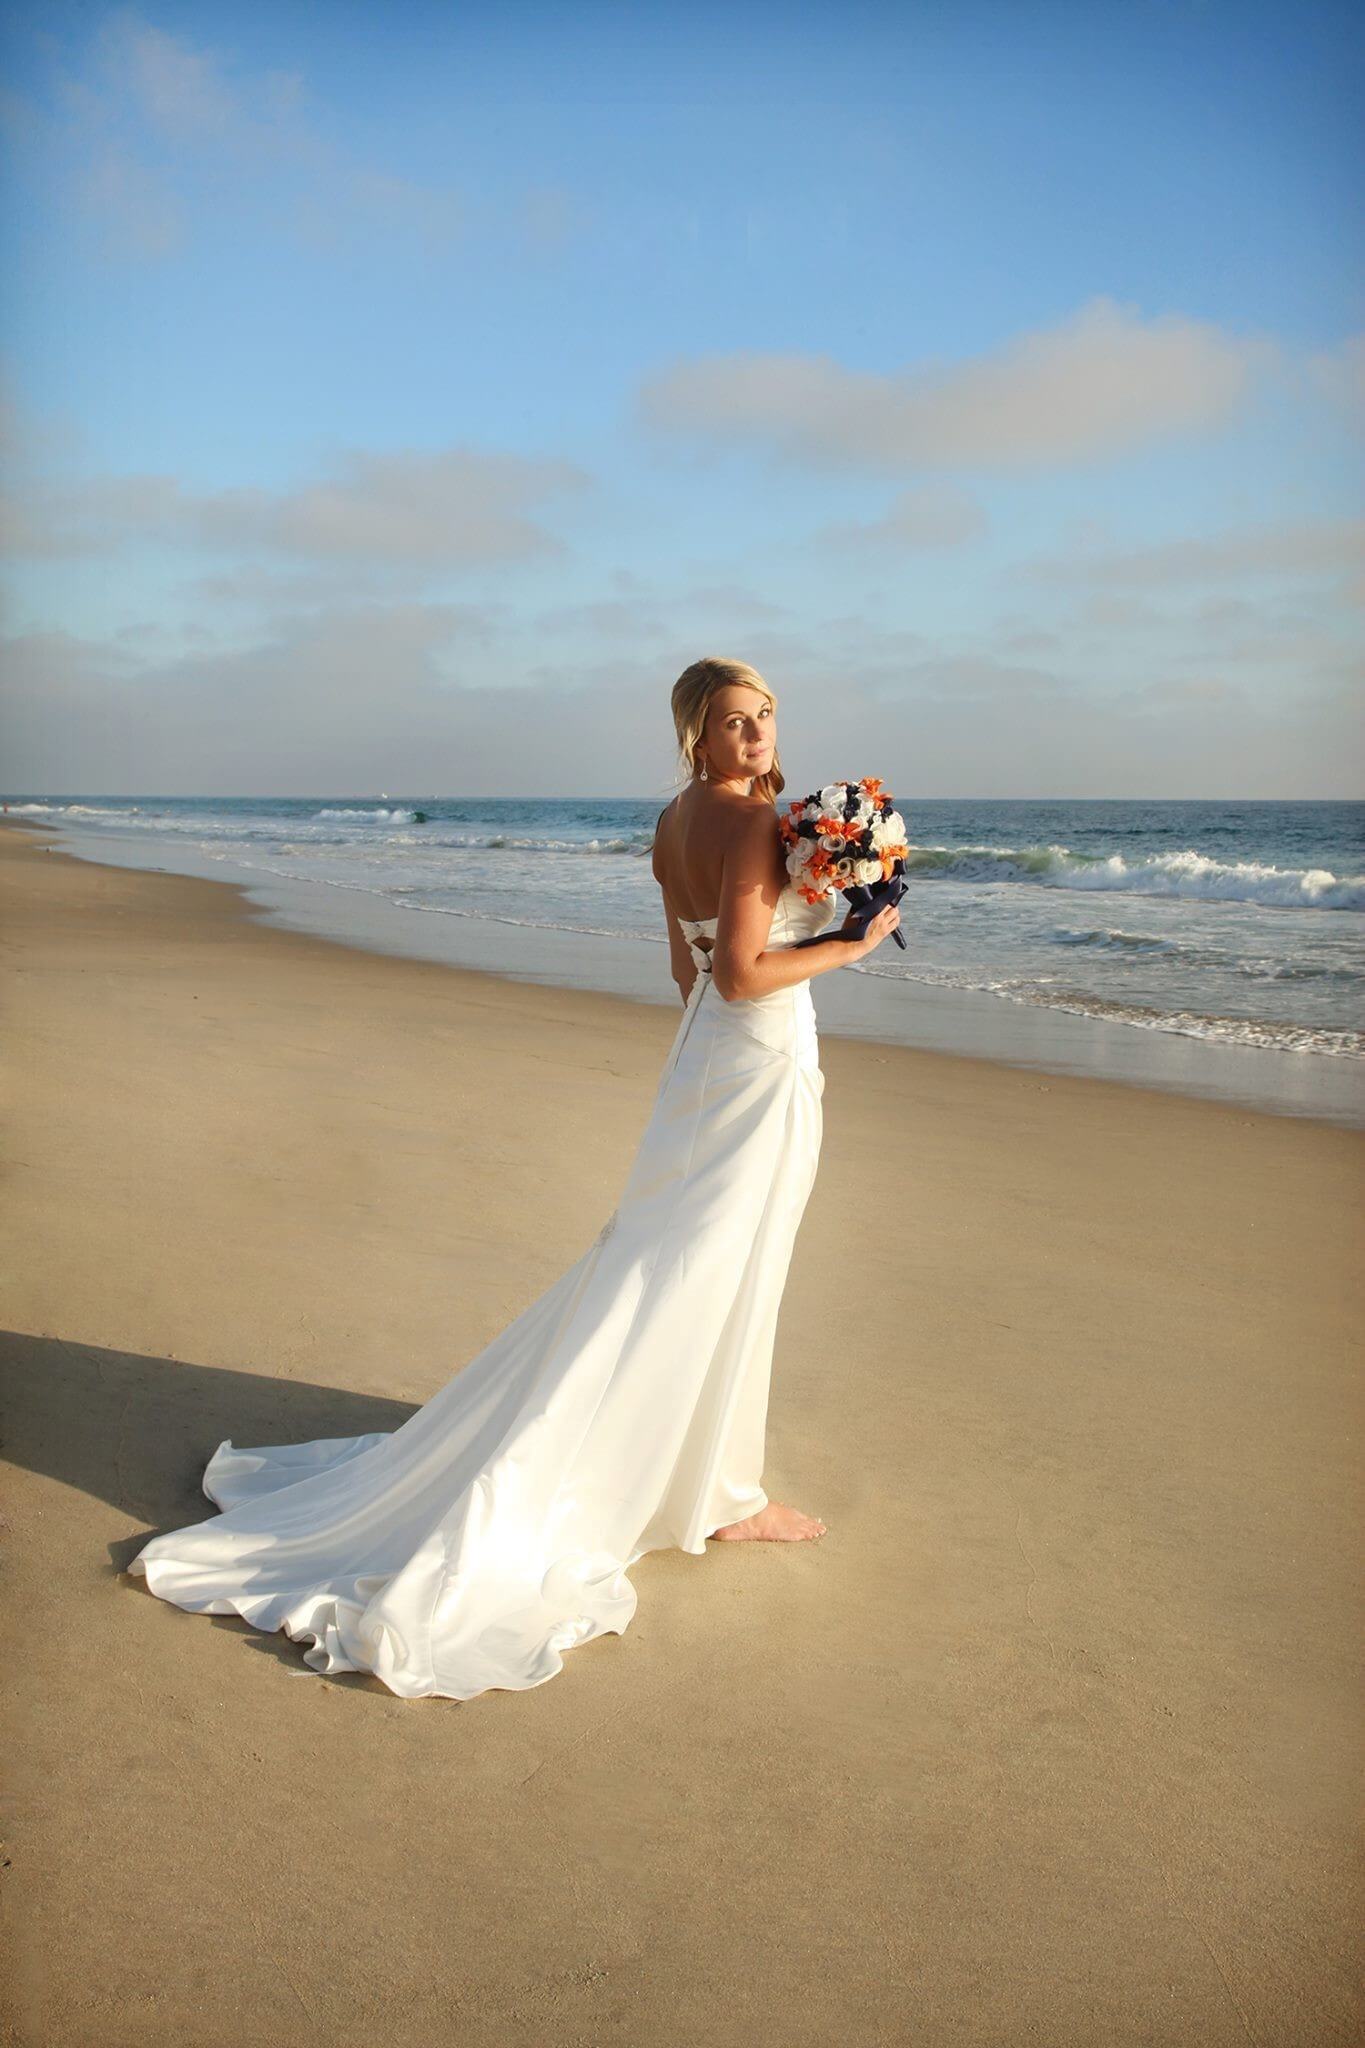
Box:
127;884;836;1699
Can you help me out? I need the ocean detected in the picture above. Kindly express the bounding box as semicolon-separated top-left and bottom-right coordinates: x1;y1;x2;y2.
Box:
8;793;1363;1126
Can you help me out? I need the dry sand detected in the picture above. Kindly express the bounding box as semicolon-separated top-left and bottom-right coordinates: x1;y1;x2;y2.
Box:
2;816;1362;2048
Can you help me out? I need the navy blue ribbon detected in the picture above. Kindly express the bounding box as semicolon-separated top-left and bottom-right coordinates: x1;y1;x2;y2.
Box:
791;872;908;950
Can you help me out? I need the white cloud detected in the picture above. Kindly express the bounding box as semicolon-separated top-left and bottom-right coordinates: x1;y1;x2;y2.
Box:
534;597;673;642
1;443;590;569
96;11;240;141
530;578;796;647
676;582;787;622
1021;515;1365;593
1130;676;1243;707
75;138;188;258
815;482;988;551
1301;332;1365;422
637;297;1279;473
520;184;591;253
0;607;689;796
856;651;1077;707
3;599;1359;799
2;9;484;261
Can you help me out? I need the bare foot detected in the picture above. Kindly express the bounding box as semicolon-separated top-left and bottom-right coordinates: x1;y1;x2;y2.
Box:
710;1501;827;1542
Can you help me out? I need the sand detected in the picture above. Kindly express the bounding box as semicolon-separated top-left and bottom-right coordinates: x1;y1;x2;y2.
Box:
2;816;1361;2048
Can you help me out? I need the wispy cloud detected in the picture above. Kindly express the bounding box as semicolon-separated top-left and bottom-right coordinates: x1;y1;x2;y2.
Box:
0;442;590;570
813;482;989;552
638;297;1280;473
0;607;693;795
855;651;1078;707
0;9;574;261
4;590;1358;799
1020;515;1365;597
75;133;188;259
1302;332;1365;422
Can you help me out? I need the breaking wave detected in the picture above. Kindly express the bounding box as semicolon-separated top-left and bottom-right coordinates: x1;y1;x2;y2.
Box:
906;843;1364;910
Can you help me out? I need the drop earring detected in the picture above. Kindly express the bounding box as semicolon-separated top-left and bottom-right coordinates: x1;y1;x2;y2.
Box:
698;758;708;781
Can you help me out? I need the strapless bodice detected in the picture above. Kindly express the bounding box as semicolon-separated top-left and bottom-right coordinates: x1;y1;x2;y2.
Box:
677;885;836;975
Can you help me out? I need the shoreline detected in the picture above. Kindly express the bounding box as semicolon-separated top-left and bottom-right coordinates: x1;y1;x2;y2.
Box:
7;813;1362;1131
3;809;1361;2045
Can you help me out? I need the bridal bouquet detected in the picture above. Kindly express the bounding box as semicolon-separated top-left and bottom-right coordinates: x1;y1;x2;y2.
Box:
778;777;910;950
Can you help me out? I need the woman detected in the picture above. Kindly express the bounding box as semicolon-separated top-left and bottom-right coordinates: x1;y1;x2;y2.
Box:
126;657;902;1700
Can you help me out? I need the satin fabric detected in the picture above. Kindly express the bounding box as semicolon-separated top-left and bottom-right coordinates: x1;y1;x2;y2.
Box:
126;884;836;1699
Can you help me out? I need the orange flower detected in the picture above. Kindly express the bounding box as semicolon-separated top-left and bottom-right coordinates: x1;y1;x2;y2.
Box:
860;776;888;799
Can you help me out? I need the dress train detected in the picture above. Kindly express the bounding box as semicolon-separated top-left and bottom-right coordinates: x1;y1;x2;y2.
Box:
126;886;834;1699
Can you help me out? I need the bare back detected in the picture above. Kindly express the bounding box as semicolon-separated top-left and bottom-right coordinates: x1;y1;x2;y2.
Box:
651;786;783;922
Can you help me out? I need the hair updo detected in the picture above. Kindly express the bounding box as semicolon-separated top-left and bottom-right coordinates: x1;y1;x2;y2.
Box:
669;656;785;807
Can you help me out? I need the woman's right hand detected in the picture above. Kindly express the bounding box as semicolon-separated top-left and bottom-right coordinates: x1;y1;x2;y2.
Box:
849;901;902;960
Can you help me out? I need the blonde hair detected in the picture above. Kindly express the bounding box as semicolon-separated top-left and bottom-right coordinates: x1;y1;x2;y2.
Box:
670;656;785;807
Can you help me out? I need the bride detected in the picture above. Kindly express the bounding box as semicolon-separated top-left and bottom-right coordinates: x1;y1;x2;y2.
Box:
126;656;903;1700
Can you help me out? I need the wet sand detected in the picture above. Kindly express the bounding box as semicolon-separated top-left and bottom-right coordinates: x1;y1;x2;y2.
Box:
2;817;1361;2047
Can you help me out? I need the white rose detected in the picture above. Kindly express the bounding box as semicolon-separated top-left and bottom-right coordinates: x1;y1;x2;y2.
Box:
819;782;849;817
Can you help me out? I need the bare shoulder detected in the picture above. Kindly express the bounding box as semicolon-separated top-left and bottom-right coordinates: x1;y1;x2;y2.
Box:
724;798;781;845
720;800;786;880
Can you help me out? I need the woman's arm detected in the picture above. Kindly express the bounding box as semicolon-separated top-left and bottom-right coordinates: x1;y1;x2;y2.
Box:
710;807;898;1002
661;892;698;1005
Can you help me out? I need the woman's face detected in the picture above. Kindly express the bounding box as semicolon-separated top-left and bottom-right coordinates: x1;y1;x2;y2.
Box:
700;685;776;784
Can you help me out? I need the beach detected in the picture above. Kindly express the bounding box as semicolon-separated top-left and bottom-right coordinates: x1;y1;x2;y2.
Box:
11;794;1364;1133
3;813;1362;2045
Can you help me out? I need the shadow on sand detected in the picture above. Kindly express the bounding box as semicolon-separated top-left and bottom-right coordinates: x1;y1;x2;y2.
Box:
0;1328;427;1692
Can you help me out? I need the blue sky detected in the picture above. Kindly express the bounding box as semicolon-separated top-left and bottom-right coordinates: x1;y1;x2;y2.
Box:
1;0;1361;797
